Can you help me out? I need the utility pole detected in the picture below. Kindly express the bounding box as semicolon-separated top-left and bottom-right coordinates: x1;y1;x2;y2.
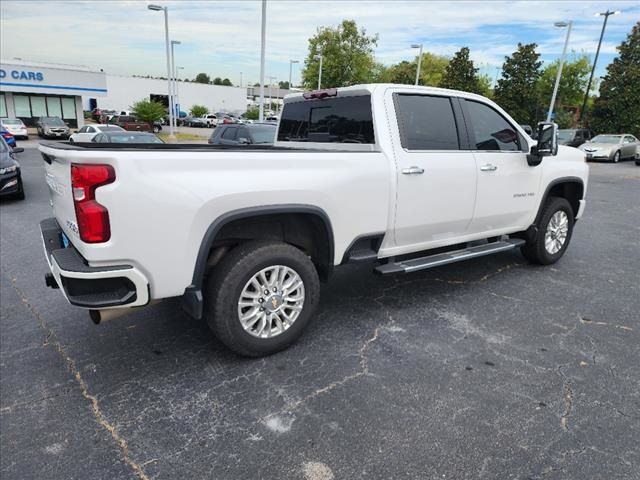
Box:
547;21;572;122
259;0;267;121
411;44;423;85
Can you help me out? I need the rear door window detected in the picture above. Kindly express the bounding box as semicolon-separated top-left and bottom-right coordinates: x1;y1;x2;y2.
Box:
222;127;237;140
394;94;460;150
278;95;374;143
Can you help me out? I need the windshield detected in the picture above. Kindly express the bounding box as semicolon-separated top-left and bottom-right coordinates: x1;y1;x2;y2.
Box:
43;117;65;126
109;134;163;144
591;135;621;144
557;130;575;141
249;125;276;144
2;119;23;126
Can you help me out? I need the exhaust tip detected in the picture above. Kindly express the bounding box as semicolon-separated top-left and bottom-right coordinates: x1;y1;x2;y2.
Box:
89;310;101;325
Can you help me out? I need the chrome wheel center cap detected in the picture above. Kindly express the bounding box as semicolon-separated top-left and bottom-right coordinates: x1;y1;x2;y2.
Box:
264;294;284;312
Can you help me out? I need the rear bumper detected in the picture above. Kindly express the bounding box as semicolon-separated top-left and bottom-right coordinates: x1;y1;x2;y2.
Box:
40;218;149;308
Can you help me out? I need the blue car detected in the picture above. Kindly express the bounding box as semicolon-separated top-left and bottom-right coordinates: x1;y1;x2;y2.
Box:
0;128;16;148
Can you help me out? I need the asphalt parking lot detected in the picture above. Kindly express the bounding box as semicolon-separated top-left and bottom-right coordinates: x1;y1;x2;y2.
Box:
1;146;639;480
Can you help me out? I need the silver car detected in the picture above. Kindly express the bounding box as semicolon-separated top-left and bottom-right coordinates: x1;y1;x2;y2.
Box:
578;134;639;163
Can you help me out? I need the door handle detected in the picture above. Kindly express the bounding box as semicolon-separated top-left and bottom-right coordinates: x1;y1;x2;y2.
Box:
402;166;425;175
480;164;498;172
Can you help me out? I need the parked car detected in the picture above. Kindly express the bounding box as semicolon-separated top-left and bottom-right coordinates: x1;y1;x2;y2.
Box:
92;131;164;144
98;110;117;124
39;84;589;357
1;118;29;139
215;112;235;125
578;134;639;163
0;137;25;200
110;115;162;133
182;116;208;128
0;128;17;148
69;124;125;143
201;114;218;127
209;123;277;145
557;128;592;148
36;117;70;139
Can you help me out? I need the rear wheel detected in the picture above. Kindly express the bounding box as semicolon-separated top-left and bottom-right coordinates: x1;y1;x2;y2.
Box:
521;197;574;265
204;241;320;357
152;125;160;133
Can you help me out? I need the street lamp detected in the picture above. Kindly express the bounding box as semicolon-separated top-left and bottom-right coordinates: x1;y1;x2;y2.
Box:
148;4;175;139
546;21;572;122
258;0;267;122
289;60;299;90
579;10;620;122
175;66;184;118
171;40;181;129
314;54;323;90
411;44;423;86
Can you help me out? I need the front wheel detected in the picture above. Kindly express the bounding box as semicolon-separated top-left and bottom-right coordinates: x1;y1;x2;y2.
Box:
204;241;320;357
152;125;160;133
521;197;574;265
613;151;621;163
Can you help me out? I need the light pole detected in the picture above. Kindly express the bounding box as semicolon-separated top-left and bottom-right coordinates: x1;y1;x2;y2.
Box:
170;40;181;129
314;54;323;89
546;21;572;122
148;4;175;139
175;66;184;119
289;59;299;89
267;75;276;115
411;44;423;85
579;10;620;123
258;0;267;122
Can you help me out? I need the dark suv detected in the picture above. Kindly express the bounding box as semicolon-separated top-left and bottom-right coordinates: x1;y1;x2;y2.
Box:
208;123;276;145
557;128;592;148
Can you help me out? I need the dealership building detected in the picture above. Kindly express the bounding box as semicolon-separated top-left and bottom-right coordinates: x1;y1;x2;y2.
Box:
0;60;106;127
1;60;248;127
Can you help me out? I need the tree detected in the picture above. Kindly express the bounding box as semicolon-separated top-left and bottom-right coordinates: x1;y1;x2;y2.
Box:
190;104;208;117
194;73;211;84
301;19;378;89
440;47;480;93
222;78;233;86
590;22;640;136
477;74;493;98
494;43;542;125
379;52;448;86
537;53;591;122
131;99;165;124
278;81;290;89
245;106;260;120
213;77;223;85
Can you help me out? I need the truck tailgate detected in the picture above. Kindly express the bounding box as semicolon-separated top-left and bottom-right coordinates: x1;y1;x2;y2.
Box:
41;146;79;241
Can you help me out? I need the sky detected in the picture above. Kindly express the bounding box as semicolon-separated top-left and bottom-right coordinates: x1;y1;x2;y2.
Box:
1;0;638;87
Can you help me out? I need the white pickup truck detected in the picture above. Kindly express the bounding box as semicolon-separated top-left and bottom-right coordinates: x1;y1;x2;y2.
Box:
39;84;588;356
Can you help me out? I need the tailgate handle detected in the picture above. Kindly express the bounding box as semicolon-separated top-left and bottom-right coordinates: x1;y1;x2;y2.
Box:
41;153;53;164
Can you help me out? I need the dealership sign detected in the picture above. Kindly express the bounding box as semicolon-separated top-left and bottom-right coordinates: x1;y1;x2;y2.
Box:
0;63;107;96
0;69;44;81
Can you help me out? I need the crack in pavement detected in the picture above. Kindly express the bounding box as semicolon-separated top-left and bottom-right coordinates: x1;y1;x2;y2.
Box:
557;365;574;431
4;272;150;480
579;316;633;332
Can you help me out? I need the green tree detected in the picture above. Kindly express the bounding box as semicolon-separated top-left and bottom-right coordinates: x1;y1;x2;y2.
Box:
194;73;210;84
221;78;233;86
494;43;542;125
537;53;591;121
301;19;378;89
477;74;493;98
417;52;449;86
278;81;290;89
590;22;640;136
190;104;208;117
245;106;260;120
131;99;165;124
213;77;223;85
440;47;480;93
384;61;415;84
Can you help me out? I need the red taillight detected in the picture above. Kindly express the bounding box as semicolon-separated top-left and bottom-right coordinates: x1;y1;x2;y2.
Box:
71;164;115;243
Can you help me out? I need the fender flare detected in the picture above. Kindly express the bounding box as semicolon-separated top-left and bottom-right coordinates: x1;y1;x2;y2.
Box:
182;204;334;319
534;176;585;225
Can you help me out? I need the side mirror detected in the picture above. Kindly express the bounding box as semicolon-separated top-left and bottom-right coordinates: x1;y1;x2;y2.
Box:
11;147;24;154
527;122;558;166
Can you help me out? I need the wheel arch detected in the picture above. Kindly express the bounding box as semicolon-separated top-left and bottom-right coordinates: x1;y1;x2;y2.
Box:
183;204;334;319
535;177;584;223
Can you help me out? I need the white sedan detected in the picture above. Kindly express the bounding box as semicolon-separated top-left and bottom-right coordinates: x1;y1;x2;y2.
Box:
69;124;125;143
1;118;29;139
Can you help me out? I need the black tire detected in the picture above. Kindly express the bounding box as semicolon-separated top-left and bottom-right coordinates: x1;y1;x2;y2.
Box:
69;138;74;143
613;151;620;163
204;241;320;357
521;197;574;265
13;179;25;201
153;125;160;133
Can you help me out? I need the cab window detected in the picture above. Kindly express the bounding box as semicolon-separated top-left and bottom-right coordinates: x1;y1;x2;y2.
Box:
464;100;520;151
